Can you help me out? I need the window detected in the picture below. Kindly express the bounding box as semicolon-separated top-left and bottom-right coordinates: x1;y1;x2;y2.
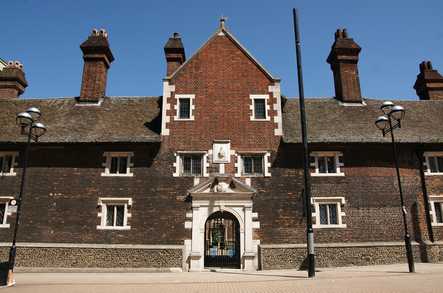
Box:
174;94;195;120
182;154;203;176
179;98;191;119
429;196;443;226
424;153;443;175
0;197;13;228
311;197;346;228
310;152;344;176
0;152;17;176
97;198;131;230
242;156;263;175
102;152;133;177
250;95;270;121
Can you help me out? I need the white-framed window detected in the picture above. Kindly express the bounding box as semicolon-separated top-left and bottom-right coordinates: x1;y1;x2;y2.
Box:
174;152;207;177
235;152;271;177
101;152;134;177
424;152;443;175
310;151;344;176
174;94;195;121
0;197;13;228
429;195;443;226
311;197;346;228
0;152;18;176
97;198;132;230
250;95;270;121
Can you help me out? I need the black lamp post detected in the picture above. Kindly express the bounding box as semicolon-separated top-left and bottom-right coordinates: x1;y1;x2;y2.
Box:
375;101;415;273
6;107;46;287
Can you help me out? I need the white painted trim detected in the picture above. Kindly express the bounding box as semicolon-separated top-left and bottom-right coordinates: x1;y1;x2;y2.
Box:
236;152;271;177
0;151;18;176
311;196;346;229
173;151;209;177
424;153;443;175
0;242;184;249
97;197;132;230
249;95;271;121
0;196;13;228
161;80;175;136
269;82;283;136
174;94;195;121
101;152;134;177
310;151;344;176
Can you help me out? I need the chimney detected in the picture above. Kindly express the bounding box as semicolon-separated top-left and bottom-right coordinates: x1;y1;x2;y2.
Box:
413;61;443;100
79;28;114;103
327;29;362;103
164;32;185;77
0;61;28;99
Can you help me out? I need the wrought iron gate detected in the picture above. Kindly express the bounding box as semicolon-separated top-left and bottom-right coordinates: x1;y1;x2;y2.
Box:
204;211;240;268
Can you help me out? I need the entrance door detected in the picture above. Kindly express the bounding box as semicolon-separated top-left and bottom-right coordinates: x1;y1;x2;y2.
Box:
204;211;240;268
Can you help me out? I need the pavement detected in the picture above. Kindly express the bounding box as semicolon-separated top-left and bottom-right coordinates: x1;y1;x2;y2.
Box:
1;263;443;293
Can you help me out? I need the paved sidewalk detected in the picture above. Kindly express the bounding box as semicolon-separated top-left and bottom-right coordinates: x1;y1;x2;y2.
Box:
2;263;443;293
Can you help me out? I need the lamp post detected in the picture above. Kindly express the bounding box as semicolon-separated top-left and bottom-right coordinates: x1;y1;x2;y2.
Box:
375;101;415;273
6;107;46;287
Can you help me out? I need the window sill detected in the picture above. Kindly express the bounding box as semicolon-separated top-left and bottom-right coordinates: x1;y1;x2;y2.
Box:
101;173;134;177
174;118;195;121
311;173;345;177
0;224;11;228
0;173;17;177
313;224;347;229
431;223;443;227
425;173;443;176
97;226;131;230
250;118;270;121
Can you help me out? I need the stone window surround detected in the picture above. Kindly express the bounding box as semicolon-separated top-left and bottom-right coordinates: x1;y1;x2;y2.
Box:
310;151;344;177
101;152;134;177
0;151;18;176
174;94;195;121
249;95;271;121
173;151;209;177
97;197;132;230
429;195;443;226
424;152;443;176
235;151;271;177
0;196;13;228
311;197;346;229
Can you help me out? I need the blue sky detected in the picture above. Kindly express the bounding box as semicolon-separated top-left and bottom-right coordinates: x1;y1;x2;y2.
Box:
1;0;442;100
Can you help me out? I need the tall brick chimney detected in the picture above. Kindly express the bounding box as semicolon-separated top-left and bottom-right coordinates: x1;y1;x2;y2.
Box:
79;28;114;103
164;32;185;76
327;29;362;103
0;61;28;99
413;61;443;100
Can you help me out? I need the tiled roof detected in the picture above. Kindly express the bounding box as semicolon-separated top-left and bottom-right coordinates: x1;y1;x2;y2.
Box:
282;97;443;143
0;97;161;143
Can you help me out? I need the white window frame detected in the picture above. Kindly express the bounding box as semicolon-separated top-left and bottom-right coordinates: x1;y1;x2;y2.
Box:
311;197;346;228
173;151;208;177
235;151;271;177
429;195;443;226
0;152;18;176
101;152;134;177
174;94;195;121
424;152;443;176
97;197;132;230
0;196;14;228
250;95;271;121
310;151;344;176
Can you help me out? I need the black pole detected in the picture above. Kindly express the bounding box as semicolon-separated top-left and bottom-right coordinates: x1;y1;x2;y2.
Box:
388;117;415;273
7;126;32;283
292;8;315;278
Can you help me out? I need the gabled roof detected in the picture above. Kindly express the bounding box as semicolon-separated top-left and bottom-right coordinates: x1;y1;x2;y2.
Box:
0;97;161;143
166;24;278;81
282;98;443;144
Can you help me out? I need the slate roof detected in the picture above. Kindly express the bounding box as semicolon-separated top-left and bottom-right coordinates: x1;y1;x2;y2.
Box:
282;98;443;143
0;97;161;143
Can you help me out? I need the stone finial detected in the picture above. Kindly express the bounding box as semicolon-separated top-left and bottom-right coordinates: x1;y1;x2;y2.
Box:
220;16;227;29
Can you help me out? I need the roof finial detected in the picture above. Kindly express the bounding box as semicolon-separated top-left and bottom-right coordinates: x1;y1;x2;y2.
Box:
220;16;227;29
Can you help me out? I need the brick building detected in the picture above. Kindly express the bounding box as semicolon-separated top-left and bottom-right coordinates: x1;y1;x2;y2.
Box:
0;20;443;271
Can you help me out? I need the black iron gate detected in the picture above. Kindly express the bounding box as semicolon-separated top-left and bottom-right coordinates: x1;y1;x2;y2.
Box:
204;211;240;268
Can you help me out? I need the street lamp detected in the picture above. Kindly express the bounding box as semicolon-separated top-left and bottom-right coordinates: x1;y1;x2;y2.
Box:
6;107;46;287
375;101;415;273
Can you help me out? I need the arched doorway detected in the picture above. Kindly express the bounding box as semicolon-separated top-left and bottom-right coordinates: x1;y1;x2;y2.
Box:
204;211;241;268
